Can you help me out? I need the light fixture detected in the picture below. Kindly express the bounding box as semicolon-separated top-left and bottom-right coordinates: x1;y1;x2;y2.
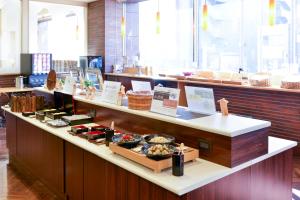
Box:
156;0;160;34
269;0;275;26
121;3;126;38
202;0;208;31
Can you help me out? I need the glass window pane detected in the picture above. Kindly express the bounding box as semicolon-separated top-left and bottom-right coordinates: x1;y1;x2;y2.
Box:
198;0;242;72
0;0;21;74
258;0;293;74
29;1;86;60
138;0;194;74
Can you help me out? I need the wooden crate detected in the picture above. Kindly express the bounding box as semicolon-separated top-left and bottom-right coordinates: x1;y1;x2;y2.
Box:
109;143;198;173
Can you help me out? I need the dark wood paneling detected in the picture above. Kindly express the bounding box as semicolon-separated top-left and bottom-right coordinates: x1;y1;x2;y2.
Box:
186;149;293;200
87;0;123;73
83;151;107;200
65;142;84;200
6;117;292;200
0;74;18;88
75;100;268;168
88;0;105;57
15;119;65;198
5;113;17;156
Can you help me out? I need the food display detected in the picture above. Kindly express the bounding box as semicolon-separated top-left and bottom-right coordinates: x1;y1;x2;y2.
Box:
281;76;300;89
144;134;175;145
143;144;176;160
91;125;109;132
249;74;270;87
127;91;153;111
71;125;89;134
47;119;69;127
112;133;143;149
82;131;105;140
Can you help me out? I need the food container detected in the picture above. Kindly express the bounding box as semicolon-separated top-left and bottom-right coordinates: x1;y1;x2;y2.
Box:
172;151;184;176
127;91;153;111
144;134;175;145
71;125;89;134
36;111;45;121
281;76;300;89
91;125;109;132
249;74;270;87
112;133;142;149
105;129;115;147
143;143;176;161
83;131;105;140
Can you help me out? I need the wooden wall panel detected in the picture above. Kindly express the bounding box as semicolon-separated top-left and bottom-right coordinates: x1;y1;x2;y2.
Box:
65;142;84;200
88;0;105;57
87;0;123;73
186;149;293;200
15;119;65;198
5;113;17;156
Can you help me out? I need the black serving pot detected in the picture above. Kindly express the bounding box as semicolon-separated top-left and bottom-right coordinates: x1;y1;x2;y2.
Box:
142;143;176;161
144;134;175;145
112;134;143;149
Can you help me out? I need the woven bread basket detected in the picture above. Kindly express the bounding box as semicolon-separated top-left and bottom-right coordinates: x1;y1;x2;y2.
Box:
127;91;153;110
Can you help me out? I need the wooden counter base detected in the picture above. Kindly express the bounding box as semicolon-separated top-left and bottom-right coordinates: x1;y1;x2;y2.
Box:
5;113;293;200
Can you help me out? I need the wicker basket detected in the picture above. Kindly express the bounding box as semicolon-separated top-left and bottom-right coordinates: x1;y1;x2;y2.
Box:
127;91;153;110
249;75;270;87
281;80;300;89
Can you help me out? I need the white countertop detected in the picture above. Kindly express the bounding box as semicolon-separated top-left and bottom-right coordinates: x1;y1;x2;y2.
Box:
0;87;33;93
34;87;271;137
2;107;296;195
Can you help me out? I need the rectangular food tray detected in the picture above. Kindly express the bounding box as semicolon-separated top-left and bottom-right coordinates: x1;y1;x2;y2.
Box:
109;143;198;173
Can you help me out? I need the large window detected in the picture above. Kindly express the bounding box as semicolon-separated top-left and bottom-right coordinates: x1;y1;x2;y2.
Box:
138;0;194;74
29;1;86;60
133;0;300;74
0;0;21;74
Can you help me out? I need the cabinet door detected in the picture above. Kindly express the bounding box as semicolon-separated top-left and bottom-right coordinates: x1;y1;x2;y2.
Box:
5;113;17;156
65;142;84;200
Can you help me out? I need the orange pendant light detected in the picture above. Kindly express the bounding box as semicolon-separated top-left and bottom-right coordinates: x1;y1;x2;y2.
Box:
202;0;208;31
121;16;126;38
269;0;276;26
156;0;160;34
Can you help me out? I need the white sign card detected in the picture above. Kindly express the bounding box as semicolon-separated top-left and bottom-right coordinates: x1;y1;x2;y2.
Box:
150;86;180;117
131;80;152;92
63;76;76;95
185;86;216;115
101;81;121;105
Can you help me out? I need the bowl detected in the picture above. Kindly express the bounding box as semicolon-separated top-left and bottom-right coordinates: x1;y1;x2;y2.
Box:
144;134;175;145
142;143;176;161
112;133;143;149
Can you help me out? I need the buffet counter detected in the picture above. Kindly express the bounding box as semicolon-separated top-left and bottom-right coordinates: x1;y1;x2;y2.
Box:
2;107;297;197
34;87;270;137
0;87;33;93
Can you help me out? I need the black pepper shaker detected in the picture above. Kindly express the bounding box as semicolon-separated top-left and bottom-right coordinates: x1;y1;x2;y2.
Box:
105;129;114;146
172;151;184;176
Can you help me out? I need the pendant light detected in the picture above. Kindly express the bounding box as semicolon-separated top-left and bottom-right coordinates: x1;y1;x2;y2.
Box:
156;0;160;34
202;0;208;31
269;0;275;26
121;3;126;38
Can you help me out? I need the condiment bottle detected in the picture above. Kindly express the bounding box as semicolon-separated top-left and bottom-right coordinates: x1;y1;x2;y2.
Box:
172;143;184;176
105;121;115;147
